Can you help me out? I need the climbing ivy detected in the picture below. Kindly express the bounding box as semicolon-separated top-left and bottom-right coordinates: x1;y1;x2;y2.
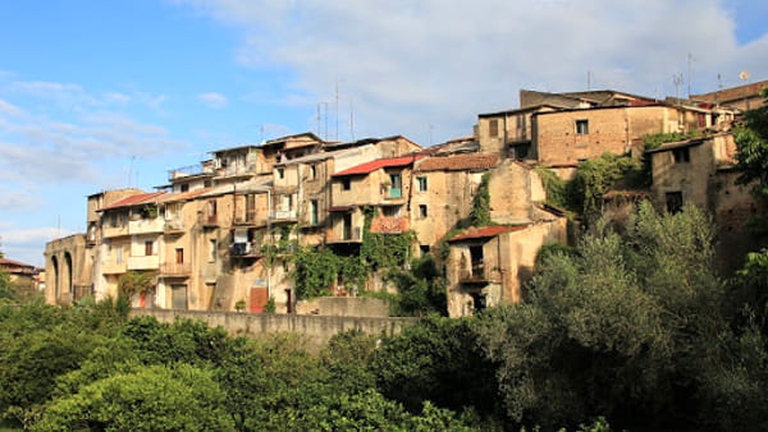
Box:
566;153;644;224
535;167;568;209
469;172;492;226
289;206;415;301
290;246;340;299
117;271;155;300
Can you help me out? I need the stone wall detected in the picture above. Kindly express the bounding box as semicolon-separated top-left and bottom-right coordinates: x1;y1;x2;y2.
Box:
129;309;417;350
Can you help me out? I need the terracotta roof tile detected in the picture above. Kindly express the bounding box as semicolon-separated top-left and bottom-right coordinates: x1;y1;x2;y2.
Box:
448;225;529;242
416;154;500;172
98;191;166;211
332;155;422;177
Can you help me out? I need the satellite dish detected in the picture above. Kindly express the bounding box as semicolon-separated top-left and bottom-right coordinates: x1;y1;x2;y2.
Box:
739;71;750;81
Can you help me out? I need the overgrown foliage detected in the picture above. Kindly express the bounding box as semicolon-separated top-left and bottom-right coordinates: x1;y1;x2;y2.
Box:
385;254;447;317
566;153;644;224
290;206;415;301
534;167;568;209
117;271;155;300
734;88;768;201
642;131;698;150
469;172;492;226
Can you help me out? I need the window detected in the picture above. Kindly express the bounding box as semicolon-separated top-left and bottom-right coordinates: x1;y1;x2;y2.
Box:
342;178;351;191
207;200;217;217
277;167;285;179
180;184;189;192
175;248;184;264
489;119;499;137
383;206;401;218
209;239;217;262
116;245;123;265
144;240;154;256
666;191;683;214
419;204;428;219
420;245;431;257
310;200;319;225
389;173;402;198
672;147;690;163
576;119;589;135
417;176;428;192
310;165;317;179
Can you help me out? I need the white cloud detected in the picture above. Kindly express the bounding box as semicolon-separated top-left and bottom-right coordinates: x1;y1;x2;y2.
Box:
198;92;228;109
175;0;768;143
0;98;22;116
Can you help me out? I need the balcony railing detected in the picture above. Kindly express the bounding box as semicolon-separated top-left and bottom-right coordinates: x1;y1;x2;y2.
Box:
388;187;402;199
103;225;129;238
127;255;160;271
201;214;219;228
129;217;164;235
164;220;185;233
159;262;192;277
327;226;362;243
231;242;261;258
102;261;127;274
460;261;488;283
269;210;297;222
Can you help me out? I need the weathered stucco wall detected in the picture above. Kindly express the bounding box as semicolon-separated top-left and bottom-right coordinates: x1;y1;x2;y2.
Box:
129;309;416;350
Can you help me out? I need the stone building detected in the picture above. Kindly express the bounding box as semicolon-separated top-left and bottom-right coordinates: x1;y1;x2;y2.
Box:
647;132;759;272
444;161;568;317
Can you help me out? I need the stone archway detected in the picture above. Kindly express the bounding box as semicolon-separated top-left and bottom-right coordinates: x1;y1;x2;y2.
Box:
51;255;59;302
64;252;73;302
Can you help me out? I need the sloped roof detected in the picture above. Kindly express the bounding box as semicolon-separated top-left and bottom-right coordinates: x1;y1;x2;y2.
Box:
156;188;212;204
645;137;707;154
692;79;768;104
98;191;166;211
448;225;529;242
416;154;500;172
0;258;39;273
332;154;423;177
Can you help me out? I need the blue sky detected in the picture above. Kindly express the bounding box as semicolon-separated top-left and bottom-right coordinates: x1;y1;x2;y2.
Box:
0;0;767;266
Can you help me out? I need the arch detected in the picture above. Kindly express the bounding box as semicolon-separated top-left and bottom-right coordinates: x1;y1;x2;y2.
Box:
51;255;60;301
64;252;73;298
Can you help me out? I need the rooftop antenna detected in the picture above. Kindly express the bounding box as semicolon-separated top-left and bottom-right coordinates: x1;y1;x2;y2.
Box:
687;52;695;99
673;73;683;101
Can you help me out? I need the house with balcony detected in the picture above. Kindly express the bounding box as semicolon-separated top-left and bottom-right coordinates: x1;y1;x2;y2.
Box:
443;159;567;317
328;154;423;248
91;191;166;303
411;152;501;253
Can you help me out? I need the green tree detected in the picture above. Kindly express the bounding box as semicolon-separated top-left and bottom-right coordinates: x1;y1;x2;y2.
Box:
33;364;235;432
734;88;768;200
386;254;447;316
474;203;751;431
371;315;498;420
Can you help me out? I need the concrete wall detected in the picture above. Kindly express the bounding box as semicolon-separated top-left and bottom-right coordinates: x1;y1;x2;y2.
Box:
129;309;417;350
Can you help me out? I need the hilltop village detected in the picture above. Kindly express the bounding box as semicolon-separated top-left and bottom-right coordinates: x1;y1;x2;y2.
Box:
45;81;767;318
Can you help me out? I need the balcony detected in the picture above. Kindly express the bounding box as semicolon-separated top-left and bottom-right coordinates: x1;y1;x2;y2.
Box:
234;213;266;227
103;225;129;239
231;242;262;259
460;261;488;284
269;210;297;223
129;217;164;235
159;262;192;277
388;187;402;199
127;255;160;271
201;214;219;228
102;261;127;275
164;220;185;234
327;226;363;244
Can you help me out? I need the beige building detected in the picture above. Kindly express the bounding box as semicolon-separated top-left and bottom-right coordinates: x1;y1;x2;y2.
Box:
444;161;568;317
647;132;759;272
692;79;768;112
411;153;501;251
